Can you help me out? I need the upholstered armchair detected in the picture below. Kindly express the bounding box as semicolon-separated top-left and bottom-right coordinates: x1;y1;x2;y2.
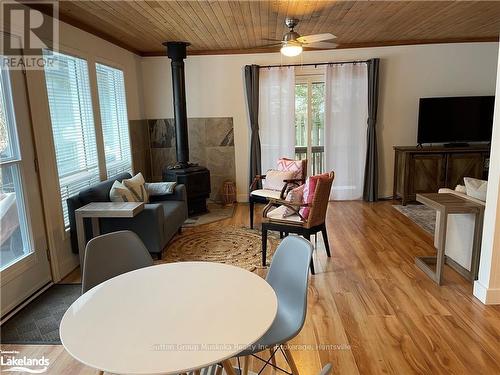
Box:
261;171;334;275
249;158;307;229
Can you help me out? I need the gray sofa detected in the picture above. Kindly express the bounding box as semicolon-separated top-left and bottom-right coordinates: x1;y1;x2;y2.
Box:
67;172;188;259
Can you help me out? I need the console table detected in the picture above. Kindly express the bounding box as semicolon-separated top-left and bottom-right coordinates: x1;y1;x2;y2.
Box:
75;202;144;266
415;193;484;285
393;145;489;205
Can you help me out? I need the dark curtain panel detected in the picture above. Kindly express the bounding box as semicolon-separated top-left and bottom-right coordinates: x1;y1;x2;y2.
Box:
245;64;261;186
363;58;380;202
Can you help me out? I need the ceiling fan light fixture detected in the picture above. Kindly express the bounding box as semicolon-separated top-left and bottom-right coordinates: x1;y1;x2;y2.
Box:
280;43;302;57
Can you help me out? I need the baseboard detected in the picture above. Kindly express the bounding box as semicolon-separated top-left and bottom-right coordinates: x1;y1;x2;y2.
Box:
57;254;79;282
237;193;249;203
473;280;500;304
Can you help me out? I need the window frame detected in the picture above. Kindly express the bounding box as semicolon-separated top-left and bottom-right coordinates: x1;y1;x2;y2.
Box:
41;49;133;230
95;61;132;179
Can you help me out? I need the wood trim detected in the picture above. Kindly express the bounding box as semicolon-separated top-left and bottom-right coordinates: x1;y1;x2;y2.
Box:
25;4;142;56
147;36;500;57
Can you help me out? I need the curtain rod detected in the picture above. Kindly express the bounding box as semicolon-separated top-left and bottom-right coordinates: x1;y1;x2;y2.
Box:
258;60;370;69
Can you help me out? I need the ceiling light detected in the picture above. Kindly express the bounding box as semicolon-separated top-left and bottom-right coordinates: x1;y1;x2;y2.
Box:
280;43;303;57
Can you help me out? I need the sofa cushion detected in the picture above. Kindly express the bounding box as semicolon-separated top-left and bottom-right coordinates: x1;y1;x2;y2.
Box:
464;177;487;202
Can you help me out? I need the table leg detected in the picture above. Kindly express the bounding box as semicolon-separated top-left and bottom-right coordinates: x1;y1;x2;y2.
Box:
91;217;100;237
415;208;447;285
76;213;85;267
222;359;237;375
434;210;448;285
471;208;485;280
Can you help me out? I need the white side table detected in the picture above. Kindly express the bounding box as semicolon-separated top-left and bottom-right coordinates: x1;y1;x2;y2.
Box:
75;202;145;266
60;262;278;375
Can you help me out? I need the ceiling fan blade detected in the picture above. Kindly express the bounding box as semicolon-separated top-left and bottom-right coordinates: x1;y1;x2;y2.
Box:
262;38;283;43
304;42;338;49
258;42;283;48
297;33;336;44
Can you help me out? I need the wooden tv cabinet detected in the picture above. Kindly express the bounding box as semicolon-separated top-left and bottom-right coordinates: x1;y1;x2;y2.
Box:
393;145;490;205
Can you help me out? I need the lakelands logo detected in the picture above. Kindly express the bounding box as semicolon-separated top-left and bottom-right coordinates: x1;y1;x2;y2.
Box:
0;350;49;373
1;1;59;69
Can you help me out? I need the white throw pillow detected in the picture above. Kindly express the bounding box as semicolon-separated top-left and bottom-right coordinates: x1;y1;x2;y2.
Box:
283;184;305;217
109;181;136;202
123;173;149;202
455;184;466;194
262;170;295;191
464;177;487;201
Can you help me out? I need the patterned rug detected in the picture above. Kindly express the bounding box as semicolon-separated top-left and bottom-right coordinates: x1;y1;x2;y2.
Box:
161;226;280;271
183;201;235;227
0;284;81;345
392;204;436;235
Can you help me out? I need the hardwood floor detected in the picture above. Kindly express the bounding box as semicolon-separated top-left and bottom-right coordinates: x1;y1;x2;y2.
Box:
2;201;500;374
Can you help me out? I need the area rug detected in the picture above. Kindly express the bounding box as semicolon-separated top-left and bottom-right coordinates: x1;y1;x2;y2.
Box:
392;204;436;235
161;226;280;271
0;284;81;345
183;201;235;227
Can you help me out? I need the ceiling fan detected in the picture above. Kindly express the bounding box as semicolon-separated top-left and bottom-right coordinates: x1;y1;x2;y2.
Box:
265;18;338;57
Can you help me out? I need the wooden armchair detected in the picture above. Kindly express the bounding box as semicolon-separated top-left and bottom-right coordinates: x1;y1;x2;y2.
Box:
249;158;307;229
261;171;335;275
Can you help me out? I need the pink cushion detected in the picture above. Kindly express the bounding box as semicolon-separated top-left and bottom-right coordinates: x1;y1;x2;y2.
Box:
300;173;329;219
277;158;304;179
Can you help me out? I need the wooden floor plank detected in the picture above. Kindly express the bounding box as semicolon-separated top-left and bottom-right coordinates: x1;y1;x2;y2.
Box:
2;201;500;375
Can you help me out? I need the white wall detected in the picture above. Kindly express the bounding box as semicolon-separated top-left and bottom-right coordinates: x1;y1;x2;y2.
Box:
141;43;498;201
474;43;500;304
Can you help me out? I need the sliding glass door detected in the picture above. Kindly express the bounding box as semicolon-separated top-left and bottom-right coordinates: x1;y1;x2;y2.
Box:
295;75;325;176
0;65;51;317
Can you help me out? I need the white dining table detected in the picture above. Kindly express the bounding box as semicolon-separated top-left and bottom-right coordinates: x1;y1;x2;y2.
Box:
60;262;278;375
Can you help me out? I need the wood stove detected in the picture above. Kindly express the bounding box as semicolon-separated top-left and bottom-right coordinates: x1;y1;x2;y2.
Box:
162;41;211;215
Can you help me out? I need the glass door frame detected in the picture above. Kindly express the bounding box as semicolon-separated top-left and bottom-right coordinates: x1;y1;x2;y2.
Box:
0;63;52;317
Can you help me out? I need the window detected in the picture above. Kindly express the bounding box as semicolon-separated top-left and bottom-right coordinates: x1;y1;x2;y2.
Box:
44;51;100;226
295;76;325;175
96;63;131;178
0;67;32;269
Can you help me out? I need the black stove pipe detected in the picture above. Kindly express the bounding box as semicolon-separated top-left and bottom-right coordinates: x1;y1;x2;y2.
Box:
163;41;190;168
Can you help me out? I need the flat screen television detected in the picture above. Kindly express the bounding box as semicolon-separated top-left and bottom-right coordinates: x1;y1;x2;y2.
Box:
417;96;495;145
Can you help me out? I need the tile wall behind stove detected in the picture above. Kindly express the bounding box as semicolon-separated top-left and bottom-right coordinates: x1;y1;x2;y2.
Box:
148;117;236;202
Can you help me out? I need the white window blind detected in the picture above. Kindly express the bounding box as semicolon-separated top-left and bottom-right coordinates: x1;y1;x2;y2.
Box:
44;51;100;227
96;63;132;178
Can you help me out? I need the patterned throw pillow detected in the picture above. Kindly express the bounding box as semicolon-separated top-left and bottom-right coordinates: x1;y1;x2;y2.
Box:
262;170;295;191
123;173;149;203
300;173;330;219
277;158;304;179
109;181;136;202
283;184;305;217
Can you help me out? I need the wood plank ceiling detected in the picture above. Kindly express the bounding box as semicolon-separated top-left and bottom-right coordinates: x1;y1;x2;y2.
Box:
40;1;500;56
